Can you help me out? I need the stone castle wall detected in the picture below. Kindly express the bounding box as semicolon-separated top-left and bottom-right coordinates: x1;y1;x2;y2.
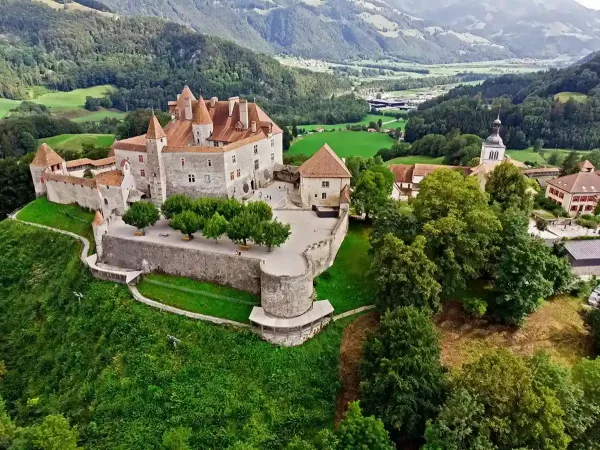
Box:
46;179;102;211
260;262;314;318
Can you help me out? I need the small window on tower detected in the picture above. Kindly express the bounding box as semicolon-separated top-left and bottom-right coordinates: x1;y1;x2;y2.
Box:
140;169;146;177
181;158;185;167
232;154;237;163
188;174;196;183
104;198;108;206
322;181;329;188
207;159;212;167
254;145;258;155
230;172;235;181
254;160;259;170
271;139;274;148
213;141;219;147
322;193;327;199
271;153;275;161
237;169;241;178
138;155;144;163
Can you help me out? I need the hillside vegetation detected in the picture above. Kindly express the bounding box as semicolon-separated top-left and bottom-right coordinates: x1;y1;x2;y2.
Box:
0;220;345;449
405;54;600;150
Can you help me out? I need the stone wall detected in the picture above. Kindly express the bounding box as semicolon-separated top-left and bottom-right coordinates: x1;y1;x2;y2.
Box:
260;261;314;318
163;152;228;198
46;179;102;211
300;177;350;208
101;236;262;294
304;211;349;277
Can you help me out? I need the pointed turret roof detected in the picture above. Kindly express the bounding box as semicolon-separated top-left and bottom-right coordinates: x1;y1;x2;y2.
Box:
176;85;196;111
30;143;64;167
193;97;212;124
298;144;352;178
93;211;105;226
146;114;166;139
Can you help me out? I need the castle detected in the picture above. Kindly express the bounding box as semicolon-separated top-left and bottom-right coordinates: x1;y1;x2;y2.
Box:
30;87;283;220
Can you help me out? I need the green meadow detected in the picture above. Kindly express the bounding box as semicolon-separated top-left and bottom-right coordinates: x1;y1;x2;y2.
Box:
288;131;396;158
299;114;405;132
385;155;445;165
39;134;115;151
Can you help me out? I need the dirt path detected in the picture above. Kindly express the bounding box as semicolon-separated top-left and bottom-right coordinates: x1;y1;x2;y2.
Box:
334;311;379;426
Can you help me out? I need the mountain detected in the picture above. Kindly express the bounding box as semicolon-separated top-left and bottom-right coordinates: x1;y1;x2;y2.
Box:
390;0;600;59
97;0;512;63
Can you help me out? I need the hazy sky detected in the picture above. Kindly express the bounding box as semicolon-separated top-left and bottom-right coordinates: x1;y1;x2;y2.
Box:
577;0;600;9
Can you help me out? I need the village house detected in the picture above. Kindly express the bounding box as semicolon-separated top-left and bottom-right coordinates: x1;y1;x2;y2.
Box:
545;160;600;216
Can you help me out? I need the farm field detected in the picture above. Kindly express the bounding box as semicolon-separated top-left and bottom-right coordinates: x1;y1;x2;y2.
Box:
0;85;122;121
316;223;374;313
386;155;445;165
137;273;260;323
17;197;96;254
554;91;589;103
299;114;404;132
39;133;115;151
288;131;395;158
507;148;589;165
71;109;126;122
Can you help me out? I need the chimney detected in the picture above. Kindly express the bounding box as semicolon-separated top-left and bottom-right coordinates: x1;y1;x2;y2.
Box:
228;96;239;117
210;97;217;108
185;98;192;121
251;121;257;133
239;99;248;129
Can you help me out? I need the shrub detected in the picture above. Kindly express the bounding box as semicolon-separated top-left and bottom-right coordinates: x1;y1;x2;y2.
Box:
246;201;273;222
169;211;203;240
584;308;600;356
123;201;160;232
462;297;487;317
161;194;194;219
203;212;228;242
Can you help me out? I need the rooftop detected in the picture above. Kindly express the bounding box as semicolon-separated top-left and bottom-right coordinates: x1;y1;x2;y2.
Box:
547;171;600;194
563;240;600;261
298;144;352;178
31;144;64;167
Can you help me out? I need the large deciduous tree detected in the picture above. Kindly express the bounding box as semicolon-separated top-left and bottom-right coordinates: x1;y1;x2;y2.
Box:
352;169;393;220
370;234;441;312
252;219;291;251
336;402;394;450
369;200;419;252
123;201;160;232
161;194;194;220
360;307;447;443
485;161;530;209
202;212;228;243
227;211;258;246
169;210;203;240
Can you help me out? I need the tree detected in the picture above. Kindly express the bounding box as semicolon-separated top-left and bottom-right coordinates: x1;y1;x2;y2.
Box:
369;200;419;251
561;151;580;176
571;358;600;448
170;210;203;240
83;168;94;179
360;307;447;443
11;415;80;450
227;211;257;246
217;198;243;221
336;402;394;450
161;427;192;450
283;127;293;151
252;219;291;251
352;169;393;220
0;397;16;449
246;201;273;221
370;234;441;312
534;138;545;153
291;124;298;138
485;160;530;209
584;308;600;355
192;197;219;220
490;236;571;325
161;194;194;219
203;212;228;242
122;201;160;232
377;118;383;129
413;169;501;295
424;350;570;450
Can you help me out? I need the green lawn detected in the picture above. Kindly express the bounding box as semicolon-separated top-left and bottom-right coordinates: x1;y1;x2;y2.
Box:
71;109;127;123
39;133;115;151
0;85;117;118
507;148;590;166
137;273;259;323
289;131;395;158
17;197;96;254
300;114;405;132
386;155;445;165
316;222;375;313
554;92;589;103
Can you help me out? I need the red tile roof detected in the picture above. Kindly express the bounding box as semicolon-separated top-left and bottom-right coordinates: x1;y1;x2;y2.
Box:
193;96;212;124
146;114;167;139
579;160;595;171
547;171;600;194
31;144;64;167
340;184;351;203
65;156;115;168
413;164;470;177
44;172;97;188
93;211;105;226
389;164;414;183
298;144;352;178
96;170;124;187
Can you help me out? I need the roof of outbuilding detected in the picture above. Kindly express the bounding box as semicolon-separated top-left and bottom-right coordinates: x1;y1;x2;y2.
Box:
31;144;64;167
563;240;600;261
65;156;115;168
389;164;414;183
547;171;600;194
579;160;595;171
95;170;124;187
413;164;470;177
298;144;352;178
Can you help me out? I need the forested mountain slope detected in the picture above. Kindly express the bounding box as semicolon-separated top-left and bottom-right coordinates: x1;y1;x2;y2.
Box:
405;53;600;150
0;0;344;110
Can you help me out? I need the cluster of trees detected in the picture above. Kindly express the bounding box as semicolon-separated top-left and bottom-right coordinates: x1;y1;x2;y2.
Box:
405;54;600;150
0;1;347;125
369;163;572;325
376;131;483;166
84;96;112;111
342;156;394;219
123;196;291;250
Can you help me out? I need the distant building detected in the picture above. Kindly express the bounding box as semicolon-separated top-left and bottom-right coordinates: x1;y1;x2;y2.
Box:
480;116;506;164
390;163;471;200
545;160;600;216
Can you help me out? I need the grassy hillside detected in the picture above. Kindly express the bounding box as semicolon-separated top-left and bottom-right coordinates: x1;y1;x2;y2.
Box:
385;155;445;165
554;91;589;103
0;219;345;449
289;131;395;158
39;134;115;152
299;115;405;132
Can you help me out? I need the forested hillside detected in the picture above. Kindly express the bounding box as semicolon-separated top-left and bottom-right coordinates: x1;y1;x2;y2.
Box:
0;0;345;110
405;54;600;150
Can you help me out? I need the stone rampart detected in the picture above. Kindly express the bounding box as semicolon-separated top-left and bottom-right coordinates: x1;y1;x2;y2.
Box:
101;236;262;294
46;178;102;211
304;211;349;277
259;260;314;318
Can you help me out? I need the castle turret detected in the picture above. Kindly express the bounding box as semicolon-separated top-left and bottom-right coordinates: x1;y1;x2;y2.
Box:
192;97;213;145
145;114;167;205
480;115;506;164
176;85;196;120
29;143;66;197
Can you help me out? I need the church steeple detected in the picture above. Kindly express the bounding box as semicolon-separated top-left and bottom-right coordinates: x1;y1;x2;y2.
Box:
480;115;506;164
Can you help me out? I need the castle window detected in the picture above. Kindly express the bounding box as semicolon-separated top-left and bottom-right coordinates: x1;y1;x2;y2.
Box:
160;138;164;143
271;153;275;161
230;172;235;181
204;175;211;183
254;160;259;170
41;177;44;184
140;169;146;177
138;155;144;163
104;198;108;206
181;158;185;167
213;141;219;147
271;139;274;148
322;193;327;199
188;174;196;183
254;145;258;155
232;154;237;163
207;159;212;167
237;169;241;178
322;181;330;188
